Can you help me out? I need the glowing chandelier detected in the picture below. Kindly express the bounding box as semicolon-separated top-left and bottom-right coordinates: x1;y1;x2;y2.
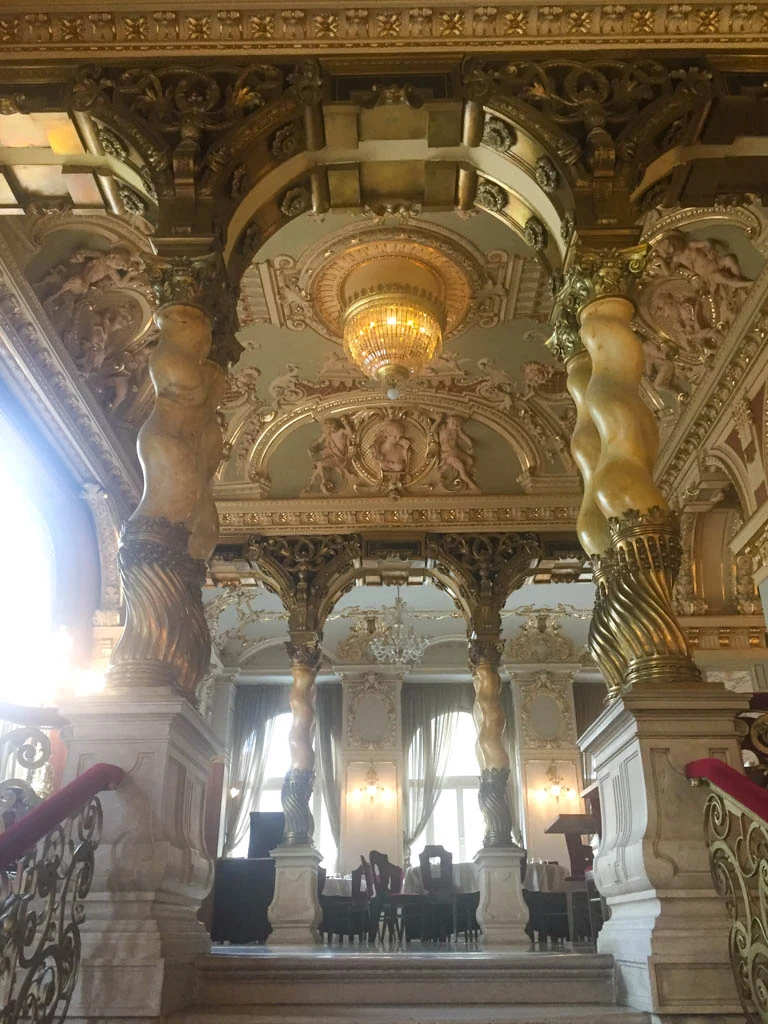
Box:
368;586;429;666
342;256;446;400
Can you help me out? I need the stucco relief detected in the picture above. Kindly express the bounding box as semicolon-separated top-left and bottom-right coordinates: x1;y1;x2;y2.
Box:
32;244;156;426
302;408;480;497
517;671;576;749
506;613;577;663
635;230;754;395
344;673;399;751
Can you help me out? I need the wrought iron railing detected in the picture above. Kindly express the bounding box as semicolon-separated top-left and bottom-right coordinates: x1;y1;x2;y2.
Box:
0;762;124;1024
687;756;768;1024
0;703;67;832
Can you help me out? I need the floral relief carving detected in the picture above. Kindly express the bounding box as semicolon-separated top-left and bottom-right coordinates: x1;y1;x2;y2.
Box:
0;4;762;50
344;673;398;750
505;613;577;662
517;671;576;749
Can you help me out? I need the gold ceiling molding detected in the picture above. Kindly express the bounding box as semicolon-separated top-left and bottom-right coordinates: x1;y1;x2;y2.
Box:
227;386;570;495
0;243;141;514
656;270;768;503
640;202;768;254
242;221;499;340
215;495;579;540
0;5;765;56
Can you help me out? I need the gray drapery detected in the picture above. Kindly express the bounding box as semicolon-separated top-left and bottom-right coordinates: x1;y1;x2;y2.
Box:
401;682;474;864
315;681;343;857
500;679;525;847
223;684;288;857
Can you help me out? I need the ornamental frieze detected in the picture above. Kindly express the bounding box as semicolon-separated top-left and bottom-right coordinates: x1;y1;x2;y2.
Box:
1;6;767;56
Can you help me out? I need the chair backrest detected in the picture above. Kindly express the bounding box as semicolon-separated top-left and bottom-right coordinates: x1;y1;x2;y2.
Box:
419;844;453;892
388;862;404;894
369;850;391;897
351;863;370;903
317;866;327;896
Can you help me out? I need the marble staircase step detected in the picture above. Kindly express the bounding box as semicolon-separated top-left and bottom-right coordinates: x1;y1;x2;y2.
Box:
193;948;620;1008
177;1006;649;1024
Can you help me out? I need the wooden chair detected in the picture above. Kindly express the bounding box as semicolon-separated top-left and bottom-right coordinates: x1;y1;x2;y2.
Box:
320;863;371;944
419;845;456;942
369;851;405;942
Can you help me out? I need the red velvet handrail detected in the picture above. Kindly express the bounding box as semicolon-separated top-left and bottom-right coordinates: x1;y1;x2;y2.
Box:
0;762;125;866
686;757;768;823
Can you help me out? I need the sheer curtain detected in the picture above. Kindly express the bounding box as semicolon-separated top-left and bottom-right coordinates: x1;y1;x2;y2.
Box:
402;683;473;864
223;684;288;857
315;681;343;855
500;679;524;847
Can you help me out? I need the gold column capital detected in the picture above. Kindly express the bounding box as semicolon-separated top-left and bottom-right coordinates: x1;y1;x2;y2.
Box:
548;244;647;362
285;638;323;671
144;251;242;368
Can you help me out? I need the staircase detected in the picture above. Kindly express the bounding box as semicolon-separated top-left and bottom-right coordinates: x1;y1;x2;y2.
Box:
173;948;650;1024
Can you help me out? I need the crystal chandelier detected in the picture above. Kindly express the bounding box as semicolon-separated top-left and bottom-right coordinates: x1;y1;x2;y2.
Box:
342;256;446;400
368;586;429;666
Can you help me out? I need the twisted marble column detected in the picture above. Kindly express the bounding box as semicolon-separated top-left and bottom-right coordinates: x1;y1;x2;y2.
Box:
469;637;514;847
109;256;231;700
282;639;322;846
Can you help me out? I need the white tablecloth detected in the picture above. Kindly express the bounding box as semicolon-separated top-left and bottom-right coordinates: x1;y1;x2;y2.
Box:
403;860;567;894
403;862;478;894
322;876;353;897
523;861;567;893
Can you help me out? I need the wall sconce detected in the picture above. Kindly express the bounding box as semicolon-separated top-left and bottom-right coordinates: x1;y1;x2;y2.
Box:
358;764;386;804
536;763;576;803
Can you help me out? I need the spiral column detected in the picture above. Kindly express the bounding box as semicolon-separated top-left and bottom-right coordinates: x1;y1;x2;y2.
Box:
282;638;322;846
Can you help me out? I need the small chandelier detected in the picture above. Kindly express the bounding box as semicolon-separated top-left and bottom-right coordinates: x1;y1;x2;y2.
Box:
368;586;429;666
536;763;577;804
358;764;385;804
342;256;446;400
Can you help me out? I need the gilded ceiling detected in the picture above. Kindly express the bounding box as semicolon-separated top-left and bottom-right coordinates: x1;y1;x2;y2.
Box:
0;42;767;676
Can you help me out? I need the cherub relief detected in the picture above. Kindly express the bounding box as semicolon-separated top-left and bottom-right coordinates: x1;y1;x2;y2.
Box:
77;303;134;379
307;415;356;494
38;247;140;322
372;420;411;475
436;413;480;492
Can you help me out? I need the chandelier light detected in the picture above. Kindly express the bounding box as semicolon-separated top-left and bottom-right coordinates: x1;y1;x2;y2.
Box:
342;256;446;399
536;762;577;804
368;586;429;666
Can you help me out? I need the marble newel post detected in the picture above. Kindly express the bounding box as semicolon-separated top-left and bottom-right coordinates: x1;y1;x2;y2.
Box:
551;248;747;1021
469;635;528;946
267;636;323;945
59;253;236;1024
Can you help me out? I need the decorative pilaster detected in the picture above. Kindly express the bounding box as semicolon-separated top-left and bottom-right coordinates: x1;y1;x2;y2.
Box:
468;638;514;848
282;639;322;846
108;252;237;701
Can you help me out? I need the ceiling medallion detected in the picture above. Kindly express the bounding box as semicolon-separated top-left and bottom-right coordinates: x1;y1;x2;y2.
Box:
341;256;446;398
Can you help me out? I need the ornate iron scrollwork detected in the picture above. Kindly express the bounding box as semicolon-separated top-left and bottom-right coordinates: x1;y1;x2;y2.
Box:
0;795;104;1024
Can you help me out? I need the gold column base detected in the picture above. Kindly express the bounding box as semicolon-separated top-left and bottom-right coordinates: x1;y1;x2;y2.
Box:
607;506;702;691
589;552;627;700
107;516;210;701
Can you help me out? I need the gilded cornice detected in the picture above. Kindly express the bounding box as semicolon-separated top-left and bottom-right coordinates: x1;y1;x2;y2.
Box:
0;5;765;57
655;260;768;502
217;494;579;540
0;241;141;515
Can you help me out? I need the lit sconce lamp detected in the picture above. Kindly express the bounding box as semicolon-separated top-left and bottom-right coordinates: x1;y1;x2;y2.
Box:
536;763;577;804
359;764;386;804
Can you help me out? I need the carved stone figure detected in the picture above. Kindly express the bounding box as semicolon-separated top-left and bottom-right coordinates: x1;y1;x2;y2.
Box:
636;231;754;380
307;416;355;494
77;303;134;378
133;304;225;561
436;414;480;492
38;247;140;321
372;420;411;475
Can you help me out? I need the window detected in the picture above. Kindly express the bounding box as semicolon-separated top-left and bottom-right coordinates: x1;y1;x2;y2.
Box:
232;712;338;871
410;712;484;863
0;458;57;705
